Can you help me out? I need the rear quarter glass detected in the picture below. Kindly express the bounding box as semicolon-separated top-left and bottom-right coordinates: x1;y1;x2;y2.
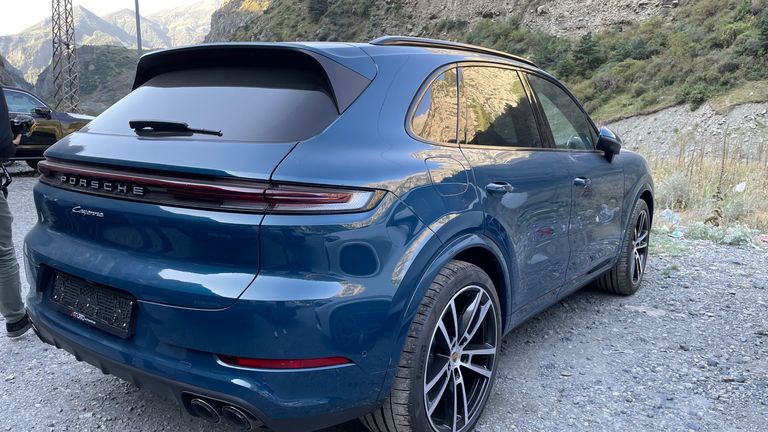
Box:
84;67;339;142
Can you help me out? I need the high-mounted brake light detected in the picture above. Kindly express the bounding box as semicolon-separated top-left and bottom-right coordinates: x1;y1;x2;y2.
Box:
217;355;352;369
38;160;384;214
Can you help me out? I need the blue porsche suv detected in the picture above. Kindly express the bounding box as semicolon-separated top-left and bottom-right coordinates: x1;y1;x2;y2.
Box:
25;37;653;432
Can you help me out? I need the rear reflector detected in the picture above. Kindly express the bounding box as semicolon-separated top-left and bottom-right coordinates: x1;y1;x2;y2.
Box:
218;355;352;369
38;160;384;214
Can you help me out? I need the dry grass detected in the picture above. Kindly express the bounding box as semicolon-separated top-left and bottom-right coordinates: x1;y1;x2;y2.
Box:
641;154;768;232
711;80;768;114
238;0;270;13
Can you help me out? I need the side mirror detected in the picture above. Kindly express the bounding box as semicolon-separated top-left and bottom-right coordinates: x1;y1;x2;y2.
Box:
33;106;52;119
596;127;622;162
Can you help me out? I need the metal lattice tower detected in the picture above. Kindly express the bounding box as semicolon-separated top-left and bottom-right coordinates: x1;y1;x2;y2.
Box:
51;0;79;112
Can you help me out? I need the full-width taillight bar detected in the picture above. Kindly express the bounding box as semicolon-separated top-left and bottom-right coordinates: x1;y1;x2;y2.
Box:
38;160;384;214
217;355;352;370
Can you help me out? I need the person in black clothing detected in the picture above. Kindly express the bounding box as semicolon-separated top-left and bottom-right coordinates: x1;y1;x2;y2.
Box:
0;85;30;338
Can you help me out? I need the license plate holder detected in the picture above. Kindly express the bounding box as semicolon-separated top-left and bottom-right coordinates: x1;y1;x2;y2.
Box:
49;272;136;339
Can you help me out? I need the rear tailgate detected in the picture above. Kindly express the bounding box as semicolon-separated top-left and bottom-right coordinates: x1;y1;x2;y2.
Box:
29;180;262;309
32;44;375;309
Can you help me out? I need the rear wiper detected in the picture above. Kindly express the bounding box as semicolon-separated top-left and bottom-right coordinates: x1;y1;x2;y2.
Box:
129;120;222;137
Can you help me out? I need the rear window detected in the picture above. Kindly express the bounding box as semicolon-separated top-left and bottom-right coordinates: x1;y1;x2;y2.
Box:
86;67;339;142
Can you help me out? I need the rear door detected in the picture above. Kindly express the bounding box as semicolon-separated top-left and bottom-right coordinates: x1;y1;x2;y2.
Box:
525;74;624;287
458;65;572;310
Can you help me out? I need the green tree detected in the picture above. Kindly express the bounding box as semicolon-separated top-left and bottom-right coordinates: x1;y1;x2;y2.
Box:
735;0;752;21
308;0;328;22
572;32;604;77
759;13;768;53
612;37;650;61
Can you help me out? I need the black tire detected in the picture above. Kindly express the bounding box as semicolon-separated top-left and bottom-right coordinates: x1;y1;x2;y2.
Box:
26;160;39;170
594;199;651;296
361;260;502;432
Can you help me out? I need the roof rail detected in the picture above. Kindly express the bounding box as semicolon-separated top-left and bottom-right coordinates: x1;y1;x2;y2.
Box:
369;36;538;68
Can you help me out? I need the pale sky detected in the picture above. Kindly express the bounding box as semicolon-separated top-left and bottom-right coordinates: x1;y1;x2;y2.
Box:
0;0;204;36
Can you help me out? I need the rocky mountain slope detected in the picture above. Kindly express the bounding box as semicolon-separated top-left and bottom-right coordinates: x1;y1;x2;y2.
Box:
0;0;221;85
0;54;31;89
608;101;768;165
149;0;225;46
103;9;173;49
1;6;122;85
33;45;136;115
205;0;678;43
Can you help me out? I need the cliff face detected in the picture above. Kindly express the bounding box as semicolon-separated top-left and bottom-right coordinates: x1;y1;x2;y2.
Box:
0;54;30;89
34;45;136;115
205;0;677;43
205;0;271;42
0;57;18;88
149;0;224;46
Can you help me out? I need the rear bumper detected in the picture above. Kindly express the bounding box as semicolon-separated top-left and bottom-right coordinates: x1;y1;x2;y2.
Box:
28;299;384;432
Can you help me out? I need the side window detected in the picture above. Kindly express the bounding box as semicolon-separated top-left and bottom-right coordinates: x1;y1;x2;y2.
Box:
4;90;43;113
527;75;595;150
411;68;458;144
459;66;541;148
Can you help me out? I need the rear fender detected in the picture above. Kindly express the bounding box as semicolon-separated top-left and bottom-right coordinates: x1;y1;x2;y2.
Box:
616;172;654;265
379;231;511;400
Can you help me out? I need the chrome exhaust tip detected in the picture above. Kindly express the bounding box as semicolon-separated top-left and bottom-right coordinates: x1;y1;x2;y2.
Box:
189;398;220;423
221;405;253;431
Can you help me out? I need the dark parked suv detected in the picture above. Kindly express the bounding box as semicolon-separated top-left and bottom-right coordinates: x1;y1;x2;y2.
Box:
25;37;653;432
3;87;93;168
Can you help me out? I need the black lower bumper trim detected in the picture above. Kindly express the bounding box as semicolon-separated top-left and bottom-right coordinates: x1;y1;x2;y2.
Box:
30;312;378;432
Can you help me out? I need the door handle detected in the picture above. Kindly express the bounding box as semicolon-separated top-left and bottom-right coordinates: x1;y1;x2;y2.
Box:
573;177;591;187
485;182;514;195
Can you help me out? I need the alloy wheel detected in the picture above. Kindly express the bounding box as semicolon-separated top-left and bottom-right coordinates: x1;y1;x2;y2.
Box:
631;210;650;285
423;285;498;432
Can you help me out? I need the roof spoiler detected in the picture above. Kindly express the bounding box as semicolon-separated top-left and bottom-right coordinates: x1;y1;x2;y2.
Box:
133;43;376;114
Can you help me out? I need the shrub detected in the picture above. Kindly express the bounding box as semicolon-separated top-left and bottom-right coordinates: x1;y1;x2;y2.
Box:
719;22;752;47
639;92;660;108
723;226;754;245
759;13;768;53
717;59;741;74
308;0;328;21
657;172;694;211
722;188;759;224
675;83;714;109
432;19;469;34
735;0;753;21
611;37;651;61
594;75;620;91
685;222;726;242
632;83;649;97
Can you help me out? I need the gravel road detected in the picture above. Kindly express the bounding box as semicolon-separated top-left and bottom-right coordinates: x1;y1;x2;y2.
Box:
1;165;766;432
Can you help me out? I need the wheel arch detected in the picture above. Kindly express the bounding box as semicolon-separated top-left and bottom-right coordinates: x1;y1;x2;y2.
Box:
379;231;513;401
639;188;654;224
617;180;654;259
628;180;654;227
453;246;510;331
